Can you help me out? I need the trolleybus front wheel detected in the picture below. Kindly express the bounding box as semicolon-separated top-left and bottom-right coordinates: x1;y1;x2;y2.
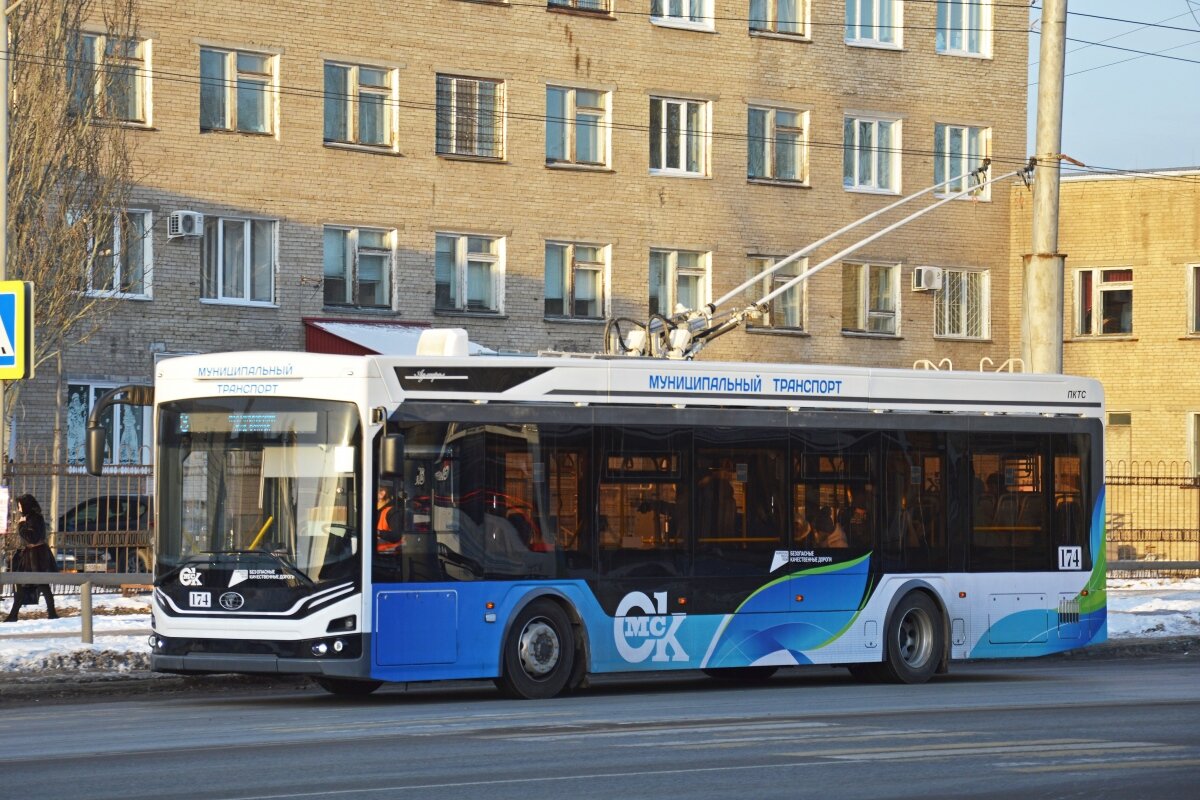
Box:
497;599;576;699
313;677;383;696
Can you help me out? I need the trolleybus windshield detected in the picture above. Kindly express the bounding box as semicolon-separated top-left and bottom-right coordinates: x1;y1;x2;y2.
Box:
157;397;362;582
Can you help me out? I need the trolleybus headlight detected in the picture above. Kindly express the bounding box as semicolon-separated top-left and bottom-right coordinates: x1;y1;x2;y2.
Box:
333;639;345;653
147;635;158;649
312;642;329;656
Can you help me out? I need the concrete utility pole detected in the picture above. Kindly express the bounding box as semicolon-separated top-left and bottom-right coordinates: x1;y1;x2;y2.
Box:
1;5;10;493
1023;0;1069;374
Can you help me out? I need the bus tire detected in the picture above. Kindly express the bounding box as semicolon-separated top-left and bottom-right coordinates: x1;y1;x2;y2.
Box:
498;599;575;700
702;666;779;682
313;677;383;696
880;592;943;684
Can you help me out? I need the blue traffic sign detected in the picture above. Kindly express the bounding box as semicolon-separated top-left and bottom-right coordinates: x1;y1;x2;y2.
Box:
0;281;33;380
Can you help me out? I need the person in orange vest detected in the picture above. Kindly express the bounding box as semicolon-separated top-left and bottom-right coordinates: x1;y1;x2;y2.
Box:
375;486;402;553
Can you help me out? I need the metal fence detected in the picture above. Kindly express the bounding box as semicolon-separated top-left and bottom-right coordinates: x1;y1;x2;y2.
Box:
1105;461;1200;575
2;443;152;598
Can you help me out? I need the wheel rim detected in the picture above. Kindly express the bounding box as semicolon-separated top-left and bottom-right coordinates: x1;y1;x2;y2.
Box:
517;617;561;679
896;606;934;669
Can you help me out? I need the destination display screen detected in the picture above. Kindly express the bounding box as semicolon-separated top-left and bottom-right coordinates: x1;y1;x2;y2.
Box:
176;411;320;435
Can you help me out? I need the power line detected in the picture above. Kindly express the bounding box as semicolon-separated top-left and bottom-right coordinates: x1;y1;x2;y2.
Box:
1028;9;1198;68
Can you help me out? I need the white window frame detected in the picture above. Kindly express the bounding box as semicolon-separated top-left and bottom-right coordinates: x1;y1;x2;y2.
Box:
845;0;902;49
436;75;506;160
934;268;989;340
748;105;808;184
546;85;610;167
650;0;713;31
66;381;152;468
435;233;505;314
1189;263;1200;335
649;249;710;316
70;33;151;125
937;0;992;58
843;115;900;193
201;217;277;306
750;0;810;37
842;262;899;336
935;123;991;199
747;256;806;331
322;226;394;309
84;210;153;300
1075;267;1134;337
323;62;399;150
649;97;710;177
544;241;610;320
199;47;277;134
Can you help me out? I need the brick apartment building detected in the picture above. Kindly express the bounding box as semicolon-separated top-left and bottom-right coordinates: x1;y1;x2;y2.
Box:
1010;171;1200;470
14;1;1028;466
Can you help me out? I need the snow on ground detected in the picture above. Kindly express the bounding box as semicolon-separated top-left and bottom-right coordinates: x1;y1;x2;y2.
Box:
2;579;1199;676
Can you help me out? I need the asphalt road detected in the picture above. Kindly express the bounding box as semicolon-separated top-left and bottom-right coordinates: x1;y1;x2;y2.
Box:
3;654;1198;800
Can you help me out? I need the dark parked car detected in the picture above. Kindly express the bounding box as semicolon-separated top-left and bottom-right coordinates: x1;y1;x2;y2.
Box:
56;495;153;573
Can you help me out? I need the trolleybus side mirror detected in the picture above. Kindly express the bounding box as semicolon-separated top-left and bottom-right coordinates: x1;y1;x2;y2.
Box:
85;425;107;476
380;433;405;478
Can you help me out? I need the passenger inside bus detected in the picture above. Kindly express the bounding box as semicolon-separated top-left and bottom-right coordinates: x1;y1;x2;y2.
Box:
811;506;848;548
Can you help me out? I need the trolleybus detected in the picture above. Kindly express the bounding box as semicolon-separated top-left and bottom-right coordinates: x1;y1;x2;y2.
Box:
90;330;1106;698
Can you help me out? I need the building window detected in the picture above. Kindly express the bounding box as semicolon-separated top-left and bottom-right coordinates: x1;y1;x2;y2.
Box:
843;116;899;192
649;249;708;316
748;106;807;183
650;98;708;176
324;63;397;148
1190;264;1200;334
546;86;608;167
935;124;990;198
200;48;274;134
549;0;611;12
436;75;505;159
435;233;503;313
750;0;808;36
650;0;712;28
935;269;988;339
201;217;276;304
1076;268;1133;336
323;227;393;309
937;0;991;57
67;382;151;466
68;33;148;123
842;262;898;335
747;257;805;330
846;0;900;47
545;242;607;319
84;210;152;299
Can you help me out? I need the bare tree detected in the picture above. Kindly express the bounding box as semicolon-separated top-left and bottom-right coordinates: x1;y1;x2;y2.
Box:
5;0;139;418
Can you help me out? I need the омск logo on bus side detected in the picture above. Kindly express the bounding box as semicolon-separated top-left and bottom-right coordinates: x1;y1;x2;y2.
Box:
219;591;245;611
614;591;689;663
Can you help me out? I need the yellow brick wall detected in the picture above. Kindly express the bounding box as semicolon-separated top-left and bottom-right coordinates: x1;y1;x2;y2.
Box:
79;0;1028;362
1009;173;1200;468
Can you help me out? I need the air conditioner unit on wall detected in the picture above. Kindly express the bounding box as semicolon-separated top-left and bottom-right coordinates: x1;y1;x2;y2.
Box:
167;211;204;239
912;266;943;292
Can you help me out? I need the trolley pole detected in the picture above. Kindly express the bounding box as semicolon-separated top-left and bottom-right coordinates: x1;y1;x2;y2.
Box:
1022;0;1069;374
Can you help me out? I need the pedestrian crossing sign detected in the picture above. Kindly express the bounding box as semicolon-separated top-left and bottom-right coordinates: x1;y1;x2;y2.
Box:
0;281;34;380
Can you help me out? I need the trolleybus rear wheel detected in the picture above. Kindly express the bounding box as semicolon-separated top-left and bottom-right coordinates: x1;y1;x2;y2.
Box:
313;677;383;696
880;592;943;684
497;599;575;699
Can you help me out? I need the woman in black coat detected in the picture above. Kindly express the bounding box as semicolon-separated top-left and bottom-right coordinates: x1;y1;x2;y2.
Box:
4;494;58;621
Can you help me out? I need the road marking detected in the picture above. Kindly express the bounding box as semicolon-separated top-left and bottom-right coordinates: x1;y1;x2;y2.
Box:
491;720;833;742
1012;758;1200;773
803;740;1164;761
650;730;964;749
